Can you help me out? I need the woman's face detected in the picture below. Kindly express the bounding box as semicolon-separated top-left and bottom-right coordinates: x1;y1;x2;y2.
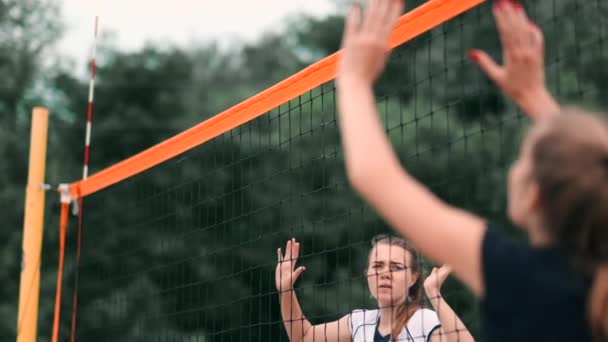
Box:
367;243;418;307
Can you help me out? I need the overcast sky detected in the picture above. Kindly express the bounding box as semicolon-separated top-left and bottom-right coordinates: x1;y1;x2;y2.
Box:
58;0;336;70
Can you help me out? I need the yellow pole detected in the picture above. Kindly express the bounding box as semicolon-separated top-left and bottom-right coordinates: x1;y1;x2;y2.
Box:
17;107;49;342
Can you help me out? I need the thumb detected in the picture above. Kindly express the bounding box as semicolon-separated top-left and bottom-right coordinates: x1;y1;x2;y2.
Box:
438;265;452;282
293;266;306;282
470;49;504;84
440;265;453;275
342;4;362;47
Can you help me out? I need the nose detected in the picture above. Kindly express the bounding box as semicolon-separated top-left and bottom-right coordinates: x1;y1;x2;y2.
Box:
380;269;391;279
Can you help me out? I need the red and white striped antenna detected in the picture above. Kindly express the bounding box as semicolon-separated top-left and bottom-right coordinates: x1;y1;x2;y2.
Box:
83;15;99;180
70;16;99;342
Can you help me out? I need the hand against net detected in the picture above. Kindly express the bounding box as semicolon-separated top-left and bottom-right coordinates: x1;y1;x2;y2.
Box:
424;265;452;299
471;1;555;118
338;0;405;85
276;239;306;293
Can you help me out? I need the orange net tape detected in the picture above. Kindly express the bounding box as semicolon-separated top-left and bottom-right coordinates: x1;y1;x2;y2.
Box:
69;0;485;199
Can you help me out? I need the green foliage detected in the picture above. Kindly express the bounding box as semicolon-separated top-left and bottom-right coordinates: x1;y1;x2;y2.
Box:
0;0;63;340
2;0;607;341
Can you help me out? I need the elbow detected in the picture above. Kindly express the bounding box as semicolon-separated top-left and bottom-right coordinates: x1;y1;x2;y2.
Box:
345;149;402;199
346;160;374;195
346;159;392;197
347;167;372;194
295;330;309;342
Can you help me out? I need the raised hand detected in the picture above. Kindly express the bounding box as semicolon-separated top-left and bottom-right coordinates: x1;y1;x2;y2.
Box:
471;0;559;120
275;238;306;293
424;265;452;299
338;0;405;85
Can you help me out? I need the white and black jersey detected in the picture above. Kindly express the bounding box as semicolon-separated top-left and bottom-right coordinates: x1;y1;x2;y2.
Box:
349;308;441;342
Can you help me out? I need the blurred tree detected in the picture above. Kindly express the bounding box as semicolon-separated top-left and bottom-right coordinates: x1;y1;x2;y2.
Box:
4;0;608;341
0;0;62;128
0;0;63;340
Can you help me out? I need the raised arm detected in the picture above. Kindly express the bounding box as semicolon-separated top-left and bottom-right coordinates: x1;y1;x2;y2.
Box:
276;239;351;342
337;0;486;295
424;266;476;342
471;0;559;121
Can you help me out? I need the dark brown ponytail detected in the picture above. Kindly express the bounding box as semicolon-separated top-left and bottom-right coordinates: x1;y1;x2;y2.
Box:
589;265;608;342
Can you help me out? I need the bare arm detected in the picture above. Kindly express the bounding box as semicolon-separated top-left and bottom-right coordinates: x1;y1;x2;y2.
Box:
337;0;486;294
336;0;558;296
428;297;475;342
277;239;351;342
279;289;313;342
425;267;476;342
280;291;351;342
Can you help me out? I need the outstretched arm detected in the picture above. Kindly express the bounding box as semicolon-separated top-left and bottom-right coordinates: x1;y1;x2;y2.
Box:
471;0;559;121
337;0;486;295
425;266;476;342
276;239;351;342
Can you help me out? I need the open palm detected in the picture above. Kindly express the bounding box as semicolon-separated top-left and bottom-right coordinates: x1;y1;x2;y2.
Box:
275;239;306;292
424;265;452;299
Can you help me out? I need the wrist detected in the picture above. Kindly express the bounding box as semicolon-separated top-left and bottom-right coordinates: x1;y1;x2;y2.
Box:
336;74;374;90
279;287;295;294
278;288;295;304
425;290;441;300
514;87;560;121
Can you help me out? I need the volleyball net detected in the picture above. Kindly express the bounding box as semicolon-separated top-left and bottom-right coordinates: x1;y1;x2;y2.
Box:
49;0;608;341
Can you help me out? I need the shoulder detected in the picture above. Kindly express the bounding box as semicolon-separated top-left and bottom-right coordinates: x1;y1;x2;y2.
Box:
349;308;379;326
349;309;379;340
482;225;531;292
416;308;439;320
410;308;440;328
482;225;527;257
482;225;568;306
404;308;441;340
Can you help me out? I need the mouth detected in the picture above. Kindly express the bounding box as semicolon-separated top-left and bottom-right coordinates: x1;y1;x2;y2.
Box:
378;284;392;290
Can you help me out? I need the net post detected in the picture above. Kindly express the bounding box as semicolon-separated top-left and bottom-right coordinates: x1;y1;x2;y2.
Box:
17;107;50;342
